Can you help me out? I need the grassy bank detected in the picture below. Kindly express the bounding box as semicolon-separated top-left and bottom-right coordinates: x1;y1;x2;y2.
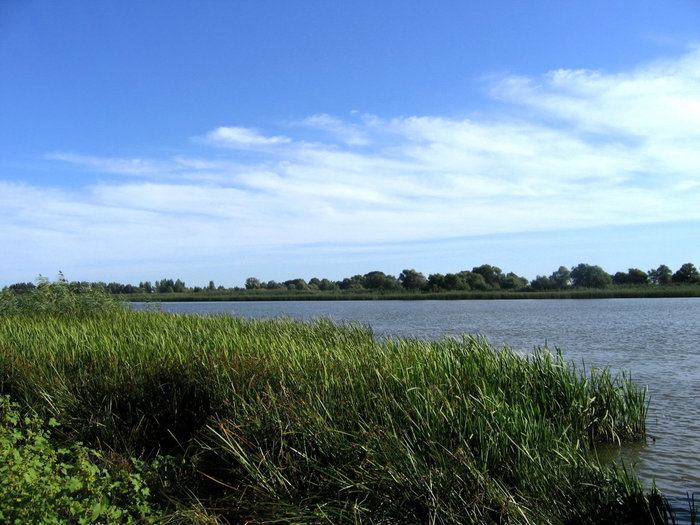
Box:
0;299;673;523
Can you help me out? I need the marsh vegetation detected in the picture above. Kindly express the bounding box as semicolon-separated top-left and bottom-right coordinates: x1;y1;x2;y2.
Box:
0;280;678;523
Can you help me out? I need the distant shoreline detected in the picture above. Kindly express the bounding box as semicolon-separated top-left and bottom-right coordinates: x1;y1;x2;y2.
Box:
122;285;700;302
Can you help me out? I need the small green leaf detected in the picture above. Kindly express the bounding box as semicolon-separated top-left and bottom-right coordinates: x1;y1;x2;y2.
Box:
68;477;83;492
91;500;108;520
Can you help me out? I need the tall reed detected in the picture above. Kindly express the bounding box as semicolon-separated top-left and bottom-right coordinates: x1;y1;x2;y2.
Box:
0;308;668;523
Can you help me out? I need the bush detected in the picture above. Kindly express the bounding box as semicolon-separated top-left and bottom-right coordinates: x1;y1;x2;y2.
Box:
0;395;153;523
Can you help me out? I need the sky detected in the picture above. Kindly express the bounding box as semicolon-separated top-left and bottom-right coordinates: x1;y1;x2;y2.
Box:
1;1;699;287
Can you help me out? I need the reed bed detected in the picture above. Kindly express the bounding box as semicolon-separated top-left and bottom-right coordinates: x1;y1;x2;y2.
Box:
0;308;669;523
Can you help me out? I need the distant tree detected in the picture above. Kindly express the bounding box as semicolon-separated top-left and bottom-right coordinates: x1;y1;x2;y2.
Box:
459;271;489;291
399;269;427;291
173;279;186;293
107;282;125;294
471;265;503;289
318;278;338;291
427;273;446;291
550;266;571;289
245;277;262;290
499;272;529;290
530;275;553;291
265;280;283;290
672;263;700;284
284;278;309;291
7;282;36;294
648;265;673;285
155;279;175;293
612;272;629;286
339;275;365;290
363;271;400;291
627;268;649;285
208;280;216;291
308;277;322;290
444;273;469;291
139;281;153;293
570;264;612;288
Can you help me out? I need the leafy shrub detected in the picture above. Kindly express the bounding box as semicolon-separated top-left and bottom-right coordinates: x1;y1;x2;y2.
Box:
0;395;153;524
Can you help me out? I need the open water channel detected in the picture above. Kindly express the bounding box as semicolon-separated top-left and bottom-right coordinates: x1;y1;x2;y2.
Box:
133;297;699;520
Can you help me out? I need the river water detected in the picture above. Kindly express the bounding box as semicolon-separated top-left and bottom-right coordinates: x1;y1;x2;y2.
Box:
133;297;699;519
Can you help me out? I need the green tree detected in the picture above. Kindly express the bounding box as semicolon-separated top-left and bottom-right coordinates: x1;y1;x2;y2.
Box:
648;265;672;285
550;266;571;289
471;265;503;289
612;272;629;285
570;264;612;288
459;271;489;291
318;278;338;291
284;278;309;291
627;268;649;285
672;263;700;284
363;271;400;291
427;273;446;291
245;277;262;290
173;279;186;293
339;275;365;290
6;282;36;294
155;279;175;293
399;269;427;291
530;275;553;291
499;272;529;290
444;273;469;291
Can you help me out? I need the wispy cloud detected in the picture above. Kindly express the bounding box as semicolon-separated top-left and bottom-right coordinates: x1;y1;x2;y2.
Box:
45;152;172;176
4;49;699;282
296;113;370;146
198;126;292;148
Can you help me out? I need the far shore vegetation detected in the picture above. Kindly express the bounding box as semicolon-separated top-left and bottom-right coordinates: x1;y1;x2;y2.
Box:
4;262;700;302
0;280;684;523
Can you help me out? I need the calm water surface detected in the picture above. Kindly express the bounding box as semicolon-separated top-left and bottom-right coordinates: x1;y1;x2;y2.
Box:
134;298;699;517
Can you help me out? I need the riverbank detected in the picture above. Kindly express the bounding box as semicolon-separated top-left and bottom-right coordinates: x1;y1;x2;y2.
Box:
117;285;700;302
121;284;700;302
0;306;673;523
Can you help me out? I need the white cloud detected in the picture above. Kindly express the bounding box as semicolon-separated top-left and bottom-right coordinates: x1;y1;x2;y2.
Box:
297;113;370;146
199;126;291;148
491;48;700;143
5;48;700;284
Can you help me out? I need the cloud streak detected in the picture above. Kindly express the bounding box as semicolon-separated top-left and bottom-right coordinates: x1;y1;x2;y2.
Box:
199;126;292;148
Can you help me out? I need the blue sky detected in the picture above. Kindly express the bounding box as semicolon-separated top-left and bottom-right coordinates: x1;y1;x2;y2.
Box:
1;1;699;287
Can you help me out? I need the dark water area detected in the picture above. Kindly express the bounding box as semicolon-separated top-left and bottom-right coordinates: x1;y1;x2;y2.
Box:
132;297;700;520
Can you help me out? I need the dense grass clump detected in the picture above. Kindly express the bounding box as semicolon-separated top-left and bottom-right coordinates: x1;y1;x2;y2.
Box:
0;289;670;523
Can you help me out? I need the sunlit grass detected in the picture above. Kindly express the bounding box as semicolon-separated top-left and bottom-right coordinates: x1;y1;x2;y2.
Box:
0;307;671;523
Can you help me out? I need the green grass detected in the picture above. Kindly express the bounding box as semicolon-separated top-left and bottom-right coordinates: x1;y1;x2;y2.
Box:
0;301;674;524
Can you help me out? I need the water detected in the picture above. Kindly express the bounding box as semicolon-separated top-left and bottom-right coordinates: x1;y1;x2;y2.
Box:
133;297;700;518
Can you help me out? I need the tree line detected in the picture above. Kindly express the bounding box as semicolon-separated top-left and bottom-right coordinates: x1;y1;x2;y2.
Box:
3;263;700;296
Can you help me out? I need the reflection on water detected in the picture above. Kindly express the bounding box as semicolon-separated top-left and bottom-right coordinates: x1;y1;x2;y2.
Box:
132;297;700;520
